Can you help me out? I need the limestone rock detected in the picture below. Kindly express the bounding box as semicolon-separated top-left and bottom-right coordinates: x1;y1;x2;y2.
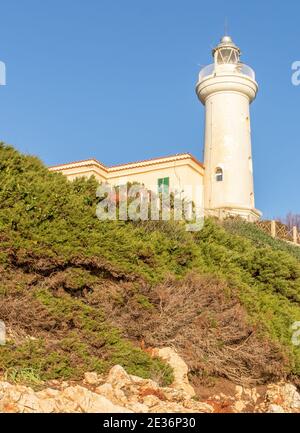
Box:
233;400;247;413
265;382;300;412
0;364;299;414
126;402;149;413
152;347;195;397
106;365;132;388
268;404;285;413
62;385;132;413
95;383;115;401
278;383;300;409
96;382;127;405
83;372;99;386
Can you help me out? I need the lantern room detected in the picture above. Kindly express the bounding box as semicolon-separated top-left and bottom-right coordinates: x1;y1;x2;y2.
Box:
212;35;241;65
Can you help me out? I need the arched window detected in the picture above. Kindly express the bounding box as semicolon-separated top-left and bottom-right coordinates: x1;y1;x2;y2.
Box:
215;167;223;182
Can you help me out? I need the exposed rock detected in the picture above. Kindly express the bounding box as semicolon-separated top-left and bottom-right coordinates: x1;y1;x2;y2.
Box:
106;365;132;388
283;383;300;409
96;381;128;405
267;404;285;413
263;382;300;412
0;366;299;413
0;364;213;413
61;385;132;413
152;347;195;397
95;383;115;401
83;372;100;386
233;400;247;413
0;382;131;413
235;385;243;400
100;364;211;412
126;402;149;413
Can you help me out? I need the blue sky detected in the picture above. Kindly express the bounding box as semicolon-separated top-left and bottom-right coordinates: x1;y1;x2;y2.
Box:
0;0;299;218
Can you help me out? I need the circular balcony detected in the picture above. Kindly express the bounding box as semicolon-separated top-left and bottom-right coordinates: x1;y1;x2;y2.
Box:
198;63;256;82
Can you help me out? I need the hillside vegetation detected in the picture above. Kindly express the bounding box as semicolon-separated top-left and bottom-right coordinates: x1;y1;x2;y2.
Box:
0;143;300;389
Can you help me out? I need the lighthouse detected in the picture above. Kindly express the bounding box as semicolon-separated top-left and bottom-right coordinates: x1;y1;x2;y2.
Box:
196;36;261;221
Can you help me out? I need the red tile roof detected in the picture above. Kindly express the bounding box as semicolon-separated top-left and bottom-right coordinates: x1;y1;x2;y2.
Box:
49;153;204;171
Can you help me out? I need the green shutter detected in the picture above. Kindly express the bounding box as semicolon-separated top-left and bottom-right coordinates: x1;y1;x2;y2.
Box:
163;177;169;194
158;177;169;194
158;178;163;193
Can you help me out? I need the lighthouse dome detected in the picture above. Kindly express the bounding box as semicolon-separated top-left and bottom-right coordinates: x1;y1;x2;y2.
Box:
212;35;241;64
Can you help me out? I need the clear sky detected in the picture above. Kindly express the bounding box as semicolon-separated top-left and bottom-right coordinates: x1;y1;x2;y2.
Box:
0;0;299;219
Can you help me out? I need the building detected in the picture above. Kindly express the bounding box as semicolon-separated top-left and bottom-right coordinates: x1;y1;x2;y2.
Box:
49;153;204;206
49;35;261;221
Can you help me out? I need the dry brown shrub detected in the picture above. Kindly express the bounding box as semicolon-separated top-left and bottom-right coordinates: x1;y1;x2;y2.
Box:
93;273;288;386
0;294;58;339
149;274;287;386
0;253;288;387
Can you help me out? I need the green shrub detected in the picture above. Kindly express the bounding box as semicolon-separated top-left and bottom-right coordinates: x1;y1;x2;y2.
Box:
0;143;300;383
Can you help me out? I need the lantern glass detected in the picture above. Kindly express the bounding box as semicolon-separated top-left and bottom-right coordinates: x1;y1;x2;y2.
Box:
217;48;239;64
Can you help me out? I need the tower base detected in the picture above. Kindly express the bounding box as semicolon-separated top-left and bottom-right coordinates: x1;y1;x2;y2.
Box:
205;204;262;222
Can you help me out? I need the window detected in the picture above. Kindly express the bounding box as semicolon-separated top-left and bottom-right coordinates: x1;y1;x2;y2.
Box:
215;167;223;182
216;48;239;65
158;177;169;194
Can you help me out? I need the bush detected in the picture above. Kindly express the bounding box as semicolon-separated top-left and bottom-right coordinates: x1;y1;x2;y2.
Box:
0;143;300;385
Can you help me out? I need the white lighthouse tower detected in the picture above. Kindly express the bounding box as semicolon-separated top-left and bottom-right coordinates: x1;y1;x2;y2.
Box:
196;36;261;221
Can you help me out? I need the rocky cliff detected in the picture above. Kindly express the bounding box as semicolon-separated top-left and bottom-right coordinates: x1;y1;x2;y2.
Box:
1;361;300;413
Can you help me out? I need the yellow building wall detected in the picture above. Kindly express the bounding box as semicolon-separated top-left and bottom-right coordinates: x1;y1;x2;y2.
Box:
49;156;204;209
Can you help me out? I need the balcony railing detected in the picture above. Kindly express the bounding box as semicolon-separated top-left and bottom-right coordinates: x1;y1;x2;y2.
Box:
198;63;256;81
